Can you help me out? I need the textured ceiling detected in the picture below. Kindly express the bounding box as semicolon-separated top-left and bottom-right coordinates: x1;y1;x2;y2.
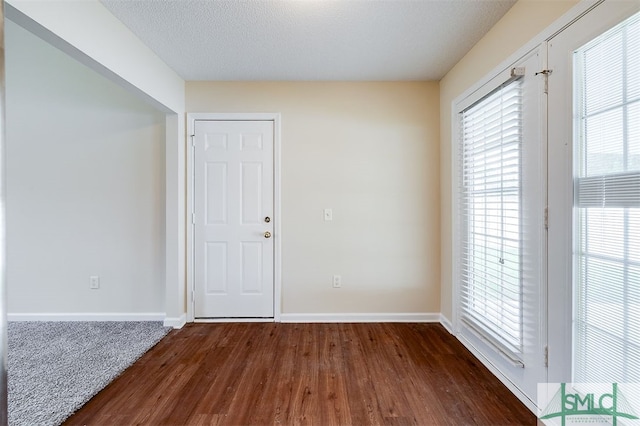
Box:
100;0;516;81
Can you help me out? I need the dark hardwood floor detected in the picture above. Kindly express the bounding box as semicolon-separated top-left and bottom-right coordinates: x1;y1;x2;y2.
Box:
65;323;535;425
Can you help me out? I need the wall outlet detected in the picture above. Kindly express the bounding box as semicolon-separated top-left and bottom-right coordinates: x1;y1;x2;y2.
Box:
324;208;333;221
332;275;341;288
90;276;100;290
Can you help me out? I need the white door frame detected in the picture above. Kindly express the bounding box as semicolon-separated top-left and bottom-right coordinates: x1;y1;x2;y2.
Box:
186;113;282;323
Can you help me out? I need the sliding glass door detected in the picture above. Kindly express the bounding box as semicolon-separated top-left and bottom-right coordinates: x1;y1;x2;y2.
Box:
547;0;640;385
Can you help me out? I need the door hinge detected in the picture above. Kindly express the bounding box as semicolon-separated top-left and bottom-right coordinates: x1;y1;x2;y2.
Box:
544;345;549;367
544;206;549;230
191;289;195;303
191;213;196;225
190;135;195;147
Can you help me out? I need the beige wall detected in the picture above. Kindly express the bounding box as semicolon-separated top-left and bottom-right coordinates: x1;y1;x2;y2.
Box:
187;82;440;314
438;0;578;321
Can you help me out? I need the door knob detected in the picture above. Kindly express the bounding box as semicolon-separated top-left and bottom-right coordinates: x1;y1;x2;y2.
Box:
264;231;272;239
265;216;271;223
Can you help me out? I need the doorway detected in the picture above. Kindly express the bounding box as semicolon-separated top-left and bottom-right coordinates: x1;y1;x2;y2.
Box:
188;114;281;320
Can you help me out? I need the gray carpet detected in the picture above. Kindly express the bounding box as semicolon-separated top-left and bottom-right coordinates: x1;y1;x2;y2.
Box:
8;321;171;426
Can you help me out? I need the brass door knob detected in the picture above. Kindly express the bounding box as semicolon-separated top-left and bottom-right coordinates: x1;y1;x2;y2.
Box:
264;231;272;239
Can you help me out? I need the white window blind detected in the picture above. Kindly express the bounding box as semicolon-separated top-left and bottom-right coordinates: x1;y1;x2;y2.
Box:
574;11;640;383
459;78;523;359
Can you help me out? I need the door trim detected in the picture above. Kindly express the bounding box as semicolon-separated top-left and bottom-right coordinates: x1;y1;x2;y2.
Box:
186;113;282;323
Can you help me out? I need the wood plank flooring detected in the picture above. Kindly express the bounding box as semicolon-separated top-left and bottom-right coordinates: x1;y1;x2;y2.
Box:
65;323;535;425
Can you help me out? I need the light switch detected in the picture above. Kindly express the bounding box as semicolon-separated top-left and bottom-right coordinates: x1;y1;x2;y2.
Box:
324;208;333;221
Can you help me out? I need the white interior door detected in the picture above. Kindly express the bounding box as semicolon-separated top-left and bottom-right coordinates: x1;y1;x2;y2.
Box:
194;120;274;318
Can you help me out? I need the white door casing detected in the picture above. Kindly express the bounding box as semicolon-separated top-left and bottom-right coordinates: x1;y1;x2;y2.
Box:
192;118;276;318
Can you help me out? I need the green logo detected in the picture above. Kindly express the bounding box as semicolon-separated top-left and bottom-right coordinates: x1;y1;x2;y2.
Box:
540;383;639;426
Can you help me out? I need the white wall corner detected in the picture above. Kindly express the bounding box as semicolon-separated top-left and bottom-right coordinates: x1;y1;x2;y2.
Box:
165;114;186;325
164;313;187;329
439;314;454;334
279;313;441;323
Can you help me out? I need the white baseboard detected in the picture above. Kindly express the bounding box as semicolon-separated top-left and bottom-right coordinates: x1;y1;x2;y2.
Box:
457;334;537;414
194;318;275;323
280;312;440;323
439;314;454;334
8;312;166;322
164;313;187;329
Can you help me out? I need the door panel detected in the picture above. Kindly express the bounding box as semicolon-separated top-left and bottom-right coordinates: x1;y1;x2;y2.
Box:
241;162;263;224
206;162;227;224
206;242;227;294
194;120;274;318
241;242;263;293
